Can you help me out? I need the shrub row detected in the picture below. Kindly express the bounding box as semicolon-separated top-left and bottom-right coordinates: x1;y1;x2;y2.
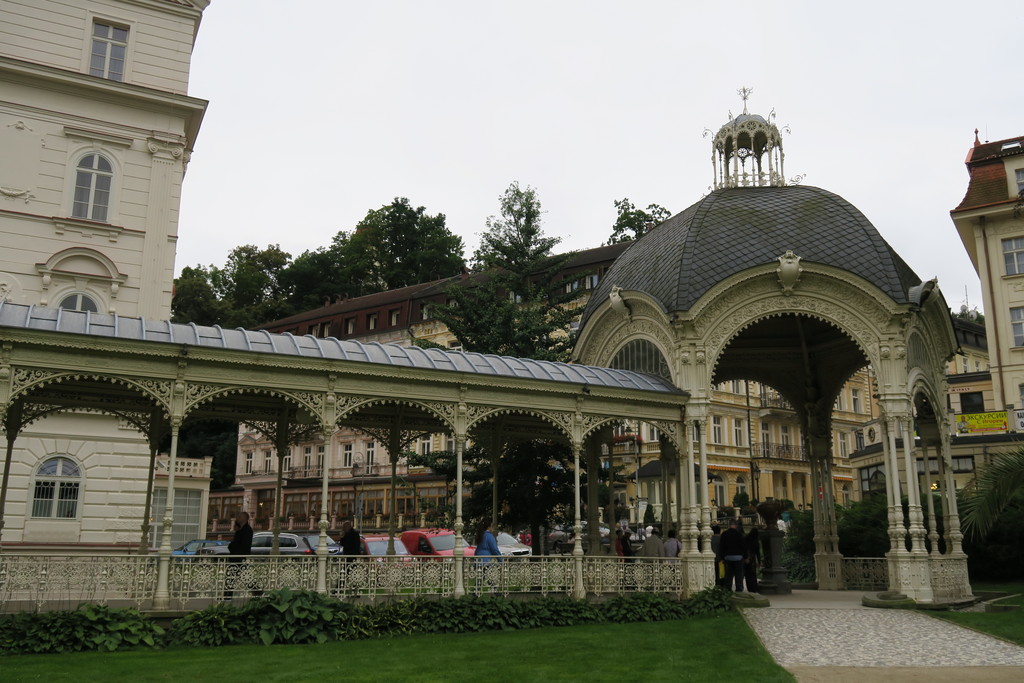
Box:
0;587;733;655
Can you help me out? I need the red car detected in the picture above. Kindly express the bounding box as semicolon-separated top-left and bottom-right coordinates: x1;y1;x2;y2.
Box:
400;528;475;558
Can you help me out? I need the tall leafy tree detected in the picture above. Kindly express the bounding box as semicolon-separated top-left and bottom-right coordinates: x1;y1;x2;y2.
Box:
205;244;292;328
345;197;466;293
433;182;581;362
279;231;361;313
171;265;229;325
605;198;671;244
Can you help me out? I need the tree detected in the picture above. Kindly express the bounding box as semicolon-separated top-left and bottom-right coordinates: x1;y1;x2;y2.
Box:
960;446;1024;539
201;244;292;328
171;265;229;325
279;232;359;313
432;182;583;362
605;198;671;244
345;197;465;293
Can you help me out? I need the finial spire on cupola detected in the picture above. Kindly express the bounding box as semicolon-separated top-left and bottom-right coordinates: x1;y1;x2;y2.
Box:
708;87;787;189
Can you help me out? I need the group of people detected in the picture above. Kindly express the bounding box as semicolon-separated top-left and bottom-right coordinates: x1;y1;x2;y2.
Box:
613;526;682;562
711;518;760;592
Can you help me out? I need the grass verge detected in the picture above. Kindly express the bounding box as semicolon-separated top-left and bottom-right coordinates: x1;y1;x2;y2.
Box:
2;613;793;683
928;580;1024;646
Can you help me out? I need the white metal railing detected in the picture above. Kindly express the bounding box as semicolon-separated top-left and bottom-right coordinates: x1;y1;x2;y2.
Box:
0;553;698;612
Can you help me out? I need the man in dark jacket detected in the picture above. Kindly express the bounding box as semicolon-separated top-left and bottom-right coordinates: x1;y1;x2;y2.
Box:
718;519;747;591
340;520;362;560
225;511;252;598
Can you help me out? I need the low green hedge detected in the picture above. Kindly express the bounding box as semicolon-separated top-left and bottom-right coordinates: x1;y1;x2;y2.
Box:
1;587;734;655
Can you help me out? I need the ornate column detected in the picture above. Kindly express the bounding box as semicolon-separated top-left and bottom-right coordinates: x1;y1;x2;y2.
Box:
571;440;585;599
153;418;180;609
684;420;699;554
920;445;939;556
899;415;927;554
804;402;841;590
452;434;467;597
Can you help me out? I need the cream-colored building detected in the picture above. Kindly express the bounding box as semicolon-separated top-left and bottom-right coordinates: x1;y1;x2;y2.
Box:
952;132;1024;412
0;0;210;550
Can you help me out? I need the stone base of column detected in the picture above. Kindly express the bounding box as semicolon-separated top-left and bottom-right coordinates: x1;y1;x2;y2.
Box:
814;551;844;590
681;552;716;595
887;551;934;603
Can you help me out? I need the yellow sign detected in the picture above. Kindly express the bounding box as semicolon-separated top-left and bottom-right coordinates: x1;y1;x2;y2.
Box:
955;411;1008;434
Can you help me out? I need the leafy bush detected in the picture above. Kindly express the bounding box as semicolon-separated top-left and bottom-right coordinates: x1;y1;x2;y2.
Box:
249;588;345;645
166;601;254;648
0;604;163;655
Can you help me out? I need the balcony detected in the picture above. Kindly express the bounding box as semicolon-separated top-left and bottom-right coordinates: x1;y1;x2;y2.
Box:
754;442;807;461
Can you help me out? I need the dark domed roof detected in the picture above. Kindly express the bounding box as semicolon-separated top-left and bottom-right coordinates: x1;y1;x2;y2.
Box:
580;185;921;327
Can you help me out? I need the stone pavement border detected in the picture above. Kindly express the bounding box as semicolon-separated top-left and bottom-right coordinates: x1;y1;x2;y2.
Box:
741;590;1024;683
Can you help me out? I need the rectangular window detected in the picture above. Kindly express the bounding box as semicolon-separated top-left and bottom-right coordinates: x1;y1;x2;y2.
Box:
343;443;353;468
366;441;376;466
586;274;599;289
244;452;253;475
303;447;312;469
851;388;861;413
420;303;431;320
952;456;975;473
959;391;985;413
838;433;849;457
367;313;378;330
90;22;128;81
1004;237;1024;275
345;317;356;335
855;430;865;450
733;418;744;446
1016;168;1024;195
781;425;791;447
419;436;432;455
961;357;969;373
711;416;723;443
1012;307;1024;346
317;445;325;470
389;309;400;326
834;392;844;411
263;449;273;474
150;488;201;549
281;449;292;473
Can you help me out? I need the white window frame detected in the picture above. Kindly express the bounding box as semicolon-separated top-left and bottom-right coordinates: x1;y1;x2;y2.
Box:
31;456;82;519
244;452;253;474
366;441;376;466
58;292;100;313
1012;307;1024;347
72;153;114;222
711;416;723;444
851;388;861;413
1005;237;1024;276
733;418;744;447
343;443;353;468
88;19;130;82
1016;168;1024;195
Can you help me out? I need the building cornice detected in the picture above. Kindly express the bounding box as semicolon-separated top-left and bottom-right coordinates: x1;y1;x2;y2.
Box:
0;56;208;151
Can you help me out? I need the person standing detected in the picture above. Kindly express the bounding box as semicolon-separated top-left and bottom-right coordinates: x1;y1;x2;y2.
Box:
663;528;682;563
718;519;747;592
621;529;636;562
340;520;362;560
225;511;252;598
475;521;501;563
641;527;665;559
614;528;624;558
743;528;761;593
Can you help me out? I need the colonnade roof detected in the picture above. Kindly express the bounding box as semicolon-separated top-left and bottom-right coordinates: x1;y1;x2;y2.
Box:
0;301;682;395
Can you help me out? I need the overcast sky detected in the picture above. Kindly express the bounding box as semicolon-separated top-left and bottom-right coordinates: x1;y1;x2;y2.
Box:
177;1;1021;314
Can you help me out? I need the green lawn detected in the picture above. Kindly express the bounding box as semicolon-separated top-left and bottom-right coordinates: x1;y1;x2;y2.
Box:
929;581;1024;646
2;614;794;683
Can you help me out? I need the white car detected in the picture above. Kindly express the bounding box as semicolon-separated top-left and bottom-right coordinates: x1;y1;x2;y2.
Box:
496;531;532;557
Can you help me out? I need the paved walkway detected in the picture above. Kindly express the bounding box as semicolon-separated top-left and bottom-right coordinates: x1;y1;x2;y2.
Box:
742;590;1024;682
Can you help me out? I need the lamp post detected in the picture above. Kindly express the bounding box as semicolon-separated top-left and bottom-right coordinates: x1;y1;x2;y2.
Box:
624;424;642;527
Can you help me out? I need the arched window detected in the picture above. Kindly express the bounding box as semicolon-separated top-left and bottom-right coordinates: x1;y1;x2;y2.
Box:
58;293;99;313
72;153;113;222
610;339;671;380
32;456;81;518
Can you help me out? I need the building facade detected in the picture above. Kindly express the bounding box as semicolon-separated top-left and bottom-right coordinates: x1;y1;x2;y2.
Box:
0;0;211;550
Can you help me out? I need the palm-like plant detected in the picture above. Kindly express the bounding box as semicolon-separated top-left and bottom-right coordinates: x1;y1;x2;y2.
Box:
959;447;1024;538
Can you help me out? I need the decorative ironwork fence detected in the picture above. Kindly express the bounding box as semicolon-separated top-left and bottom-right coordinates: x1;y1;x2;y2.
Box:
842;557;887;590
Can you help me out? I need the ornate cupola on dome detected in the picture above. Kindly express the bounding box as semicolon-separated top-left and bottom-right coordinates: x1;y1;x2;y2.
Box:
710;87;786;189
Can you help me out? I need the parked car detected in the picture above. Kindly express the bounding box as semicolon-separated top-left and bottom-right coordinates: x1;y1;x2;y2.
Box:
201;532;339;555
171;539;229;556
495;531;532;558
400;528;475;558
362;534;411;560
547;522;610;552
